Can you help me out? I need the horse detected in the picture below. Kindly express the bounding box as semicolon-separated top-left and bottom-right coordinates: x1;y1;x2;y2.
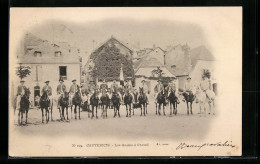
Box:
111;91;121;117
155;89;167;116
90;90;99;119
181;89;196;115
138;87;148;116
100;89;110;119
132;90;140;115
123;90;133;117
18;89;30;125
71;86;82;119
167;90;179;115
39;91;50;123
59;92;70;121
195;87;216;116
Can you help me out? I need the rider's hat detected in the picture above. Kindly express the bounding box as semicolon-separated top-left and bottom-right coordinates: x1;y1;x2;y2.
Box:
45;80;50;83
72;79;76;82
124;79;128;82
157;79;161;82
20;80;25;83
187;76;191;80
59;79;64;82
141;80;146;83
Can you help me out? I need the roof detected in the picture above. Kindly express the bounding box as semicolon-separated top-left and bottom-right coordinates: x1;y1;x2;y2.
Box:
90;36;133;59
134;46;165;71
18;54;81;64
135;67;175;78
190;45;216;67
24;33;46;47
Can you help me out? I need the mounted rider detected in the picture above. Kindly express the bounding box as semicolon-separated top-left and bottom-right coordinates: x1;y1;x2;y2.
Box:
154;79;164;100
69;79;80;105
122;79;134;103
16;80;30;110
166;77;180;104
88;81;98;95
182;76;195;102
42;80;52;101
99;79;108;99
139;80;149;104
57;79;66;109
111;79;122;102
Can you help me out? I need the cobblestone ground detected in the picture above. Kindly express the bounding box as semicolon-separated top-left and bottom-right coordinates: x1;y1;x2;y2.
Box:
11;95;217;140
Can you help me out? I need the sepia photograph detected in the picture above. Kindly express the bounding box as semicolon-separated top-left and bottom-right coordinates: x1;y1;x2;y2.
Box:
9;7;242;157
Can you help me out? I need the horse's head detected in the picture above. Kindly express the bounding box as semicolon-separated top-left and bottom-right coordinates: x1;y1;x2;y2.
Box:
62;92;70;99
41;90;48;99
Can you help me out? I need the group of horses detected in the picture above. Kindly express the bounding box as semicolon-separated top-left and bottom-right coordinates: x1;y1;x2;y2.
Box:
14;85;216;126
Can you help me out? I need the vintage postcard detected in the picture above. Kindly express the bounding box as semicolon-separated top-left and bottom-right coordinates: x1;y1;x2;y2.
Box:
9;7;242;157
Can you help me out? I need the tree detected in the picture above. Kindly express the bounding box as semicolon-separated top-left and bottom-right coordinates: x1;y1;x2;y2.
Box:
16;65;31;80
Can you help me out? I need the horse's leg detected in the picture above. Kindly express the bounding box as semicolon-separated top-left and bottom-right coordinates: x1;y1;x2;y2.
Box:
18;111;20;125
96;106;98;119
113;106;116;117
45;108;47;123
187;102;189;115
41;108;44;123
61;107;64;120
156;103;158;115
175;102;178;115
21;112;23;125
91;105;94;119
74;105;77;119
79;105;81;120
126;105;128;117
190;102;193;114
51;101;53;121
146;103;148;114
169;103;172;115
129;104;131;117
158;104;161;115
71;105;73;119
66;107;69;120
106;105;108;118
212;100;215;115
163;104;166;116
118;105;120;117
25;110;28;124
140;105;142;116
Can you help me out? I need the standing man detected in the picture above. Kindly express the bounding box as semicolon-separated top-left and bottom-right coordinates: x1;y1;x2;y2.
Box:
57;79;66;109
154;79;164;101
200;75;212;103
139;80;149;104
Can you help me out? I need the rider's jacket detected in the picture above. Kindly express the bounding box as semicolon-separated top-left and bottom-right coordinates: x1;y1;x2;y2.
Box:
69;84;79;94
57;84;66;94
42;85;52;96
154;83;164;93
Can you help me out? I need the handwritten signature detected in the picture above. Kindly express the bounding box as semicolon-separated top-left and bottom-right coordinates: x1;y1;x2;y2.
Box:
176;141;236;151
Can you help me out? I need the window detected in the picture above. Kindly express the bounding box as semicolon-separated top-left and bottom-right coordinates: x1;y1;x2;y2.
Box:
34;51;42;57
59;66;67;80
55;51;62;57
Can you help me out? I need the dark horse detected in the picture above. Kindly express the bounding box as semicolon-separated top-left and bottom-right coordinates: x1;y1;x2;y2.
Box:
156;90;167;116
71;86;82;119
59;92;70;120
182;91;195;115
124;90;133;117
39;91;50;123
18;89;30;125
138;87;148;116
111;91;121;117
100;89;110;118
167;90;178;115
90;90;99;119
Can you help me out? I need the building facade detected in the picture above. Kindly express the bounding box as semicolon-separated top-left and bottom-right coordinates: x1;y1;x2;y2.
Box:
15;33;82;106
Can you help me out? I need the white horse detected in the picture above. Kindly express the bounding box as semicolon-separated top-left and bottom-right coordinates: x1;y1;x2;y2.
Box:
195;86;216;116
